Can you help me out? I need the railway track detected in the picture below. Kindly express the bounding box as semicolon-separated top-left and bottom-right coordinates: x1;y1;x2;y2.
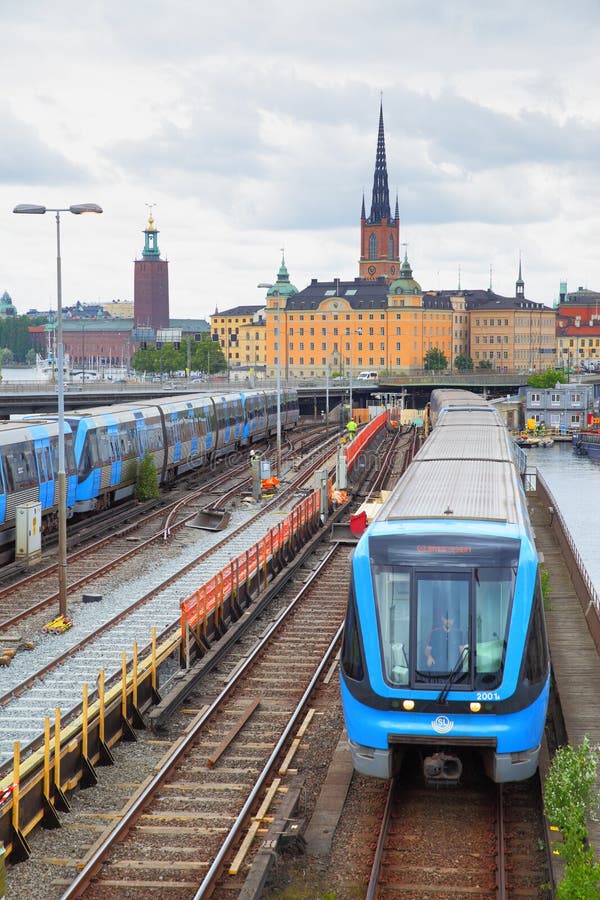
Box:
366;758;552;899
61;542;350;899
0;425;326;634
0;432;342;770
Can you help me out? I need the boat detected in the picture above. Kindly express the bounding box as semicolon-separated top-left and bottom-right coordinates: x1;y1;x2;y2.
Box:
573;428;600;459
35;352;70;382
515;435;554;448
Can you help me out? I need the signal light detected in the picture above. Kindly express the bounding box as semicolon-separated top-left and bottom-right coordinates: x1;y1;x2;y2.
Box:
402;700;415;711
469;702;482;712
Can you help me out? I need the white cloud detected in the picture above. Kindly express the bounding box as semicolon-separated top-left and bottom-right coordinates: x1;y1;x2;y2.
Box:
2;0;600;320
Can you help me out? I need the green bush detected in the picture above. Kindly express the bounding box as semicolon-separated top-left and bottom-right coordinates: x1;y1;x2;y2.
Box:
545;737;600;898
540;565;552;609
135;452;159;501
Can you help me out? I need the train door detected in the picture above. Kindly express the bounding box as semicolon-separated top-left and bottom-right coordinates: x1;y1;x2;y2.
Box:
171;414;182;463
34;439;54;509
0;455;6;525
107;424;122;486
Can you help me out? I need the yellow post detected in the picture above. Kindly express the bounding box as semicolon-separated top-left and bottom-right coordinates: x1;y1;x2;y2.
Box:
43;717;51;800
11;742;20;834
54;708;61;792
132;642;138;710
151;627;157;693
121;652;127;719
82;683;89;760
98;670;105;745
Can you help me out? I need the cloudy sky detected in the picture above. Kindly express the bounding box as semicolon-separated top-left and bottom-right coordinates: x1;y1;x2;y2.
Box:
2;0;600;321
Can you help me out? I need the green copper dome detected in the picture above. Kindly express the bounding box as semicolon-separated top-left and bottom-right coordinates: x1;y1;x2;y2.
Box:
267;253;298;298
389;251;421;295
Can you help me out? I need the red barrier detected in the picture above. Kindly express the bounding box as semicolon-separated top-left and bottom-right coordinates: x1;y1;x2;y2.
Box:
345;411;387;470
180;490;319;638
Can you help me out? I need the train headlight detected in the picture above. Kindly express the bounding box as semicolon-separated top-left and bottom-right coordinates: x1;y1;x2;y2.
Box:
402;700;415;711
469;702;482;712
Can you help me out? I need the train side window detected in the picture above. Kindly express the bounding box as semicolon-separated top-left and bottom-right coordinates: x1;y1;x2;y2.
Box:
63;434;76;473
474;566;513;684
5;444;37;490
36;448;47;482
372;565;410;684
341;585;364;682
524;582;549;685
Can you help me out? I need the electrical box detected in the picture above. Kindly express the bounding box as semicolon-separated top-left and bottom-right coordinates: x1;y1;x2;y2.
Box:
16;501;42;561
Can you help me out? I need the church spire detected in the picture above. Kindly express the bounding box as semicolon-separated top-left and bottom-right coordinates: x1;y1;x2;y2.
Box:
368;101;391;224
516;254;525;298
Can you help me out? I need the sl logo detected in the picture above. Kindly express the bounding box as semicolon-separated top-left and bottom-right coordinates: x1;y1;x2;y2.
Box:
431;715;454;735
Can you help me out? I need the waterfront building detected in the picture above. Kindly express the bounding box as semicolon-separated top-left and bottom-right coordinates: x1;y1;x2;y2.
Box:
259;106;556;379
524;381;597;431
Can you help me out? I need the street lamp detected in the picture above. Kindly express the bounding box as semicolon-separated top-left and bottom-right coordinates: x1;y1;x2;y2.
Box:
13;203;102;616
348;328;363;422
257;283;282;477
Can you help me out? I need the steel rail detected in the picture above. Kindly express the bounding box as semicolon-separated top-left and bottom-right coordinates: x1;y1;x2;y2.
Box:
495;784;506;898
61;544;343;899
365;777;396;900
0;462;251;633
0;436;342;744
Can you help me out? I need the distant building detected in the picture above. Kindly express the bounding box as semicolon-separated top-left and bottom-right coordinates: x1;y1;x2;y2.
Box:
134;212;169;330
524;382;596;432
0;291;17;317
211;305;267;372
556;282;600;370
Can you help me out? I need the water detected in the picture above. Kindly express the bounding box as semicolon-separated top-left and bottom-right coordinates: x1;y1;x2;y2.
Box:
1;367;43;382
529;441;600;592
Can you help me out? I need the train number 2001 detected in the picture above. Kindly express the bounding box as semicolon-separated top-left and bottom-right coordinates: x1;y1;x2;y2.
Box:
476;691;500;702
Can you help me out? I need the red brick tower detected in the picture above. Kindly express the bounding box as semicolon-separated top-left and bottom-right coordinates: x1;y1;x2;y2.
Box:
134;211;169;330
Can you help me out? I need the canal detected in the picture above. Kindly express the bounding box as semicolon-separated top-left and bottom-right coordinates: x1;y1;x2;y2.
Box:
529;441;600;592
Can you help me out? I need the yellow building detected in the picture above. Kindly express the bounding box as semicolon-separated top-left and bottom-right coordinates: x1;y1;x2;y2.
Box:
210;305;267;373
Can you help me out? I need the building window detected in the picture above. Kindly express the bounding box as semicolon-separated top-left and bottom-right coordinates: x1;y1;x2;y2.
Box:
369;233;377;259
388;234;394;259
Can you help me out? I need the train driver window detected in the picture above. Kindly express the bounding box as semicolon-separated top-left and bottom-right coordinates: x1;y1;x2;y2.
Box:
416;573;469;678
372;566;410;685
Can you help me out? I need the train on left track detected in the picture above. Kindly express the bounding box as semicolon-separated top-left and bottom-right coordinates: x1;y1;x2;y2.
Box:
0;387;298;559
340;388;550;784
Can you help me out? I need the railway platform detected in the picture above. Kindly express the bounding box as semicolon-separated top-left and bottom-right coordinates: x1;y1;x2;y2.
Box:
527;486;600;863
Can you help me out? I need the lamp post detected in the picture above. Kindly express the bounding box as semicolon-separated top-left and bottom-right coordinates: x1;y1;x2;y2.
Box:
348;328;363;423
257;283;282;477
13;203;102;616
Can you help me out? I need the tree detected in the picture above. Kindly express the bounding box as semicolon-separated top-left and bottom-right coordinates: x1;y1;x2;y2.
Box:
135;452;159;500
454;354;473;371
528;368;568;388
424;347;448;371
26;348;37;365
0;315;48;363
477;359;493;369
0;348;14;365
130;339;227;376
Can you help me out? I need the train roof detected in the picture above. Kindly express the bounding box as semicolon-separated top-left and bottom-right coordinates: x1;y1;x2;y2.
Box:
374;407;526;527
430;388;490;414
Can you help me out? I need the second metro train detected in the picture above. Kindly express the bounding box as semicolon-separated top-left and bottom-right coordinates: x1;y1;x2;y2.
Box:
340;389;550;784
0;388;298;555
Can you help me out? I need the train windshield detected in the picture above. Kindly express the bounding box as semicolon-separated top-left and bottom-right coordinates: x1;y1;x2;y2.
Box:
370;534;519;689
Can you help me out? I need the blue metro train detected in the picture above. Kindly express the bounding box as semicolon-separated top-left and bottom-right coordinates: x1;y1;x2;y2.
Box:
0;388;298;555
340;389;550;784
